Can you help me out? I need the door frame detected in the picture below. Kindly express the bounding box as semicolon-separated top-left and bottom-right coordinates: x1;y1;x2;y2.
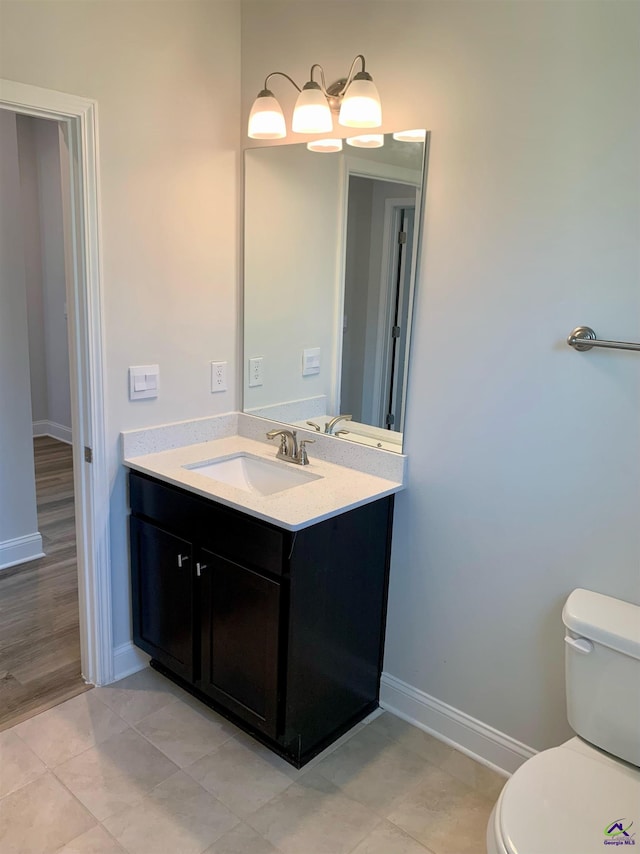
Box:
0;79;113;686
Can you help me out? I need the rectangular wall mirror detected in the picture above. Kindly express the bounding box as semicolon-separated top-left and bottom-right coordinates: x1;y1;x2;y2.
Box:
243;131;429;453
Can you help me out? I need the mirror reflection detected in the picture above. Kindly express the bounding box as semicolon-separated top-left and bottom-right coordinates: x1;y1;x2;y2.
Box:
243;131;429;453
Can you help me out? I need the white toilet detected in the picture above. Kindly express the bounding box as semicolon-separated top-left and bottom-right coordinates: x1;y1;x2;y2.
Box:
487;588;640;854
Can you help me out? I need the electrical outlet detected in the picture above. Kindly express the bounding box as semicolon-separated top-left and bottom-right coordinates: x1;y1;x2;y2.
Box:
211;361;227;393
248;356;264;387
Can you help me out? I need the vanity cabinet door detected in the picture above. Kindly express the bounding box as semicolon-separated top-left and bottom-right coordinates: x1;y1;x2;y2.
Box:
130;517;194;682
198;548;281;739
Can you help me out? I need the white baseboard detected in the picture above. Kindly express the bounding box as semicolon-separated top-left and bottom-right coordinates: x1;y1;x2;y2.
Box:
33;420;72;444
0;532;45;571
380;672;536;776
112;641;149;682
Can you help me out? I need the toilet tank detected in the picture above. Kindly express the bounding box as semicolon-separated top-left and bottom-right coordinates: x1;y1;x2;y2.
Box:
563;589;640;767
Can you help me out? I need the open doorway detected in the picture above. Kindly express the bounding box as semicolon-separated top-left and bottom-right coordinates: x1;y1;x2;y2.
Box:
0;112;91;728
0;80;112;711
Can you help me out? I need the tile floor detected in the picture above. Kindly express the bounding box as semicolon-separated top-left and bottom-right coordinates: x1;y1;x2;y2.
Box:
0;668;505;854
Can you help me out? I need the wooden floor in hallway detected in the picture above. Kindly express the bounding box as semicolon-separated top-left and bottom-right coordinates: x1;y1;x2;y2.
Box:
0;436;89;731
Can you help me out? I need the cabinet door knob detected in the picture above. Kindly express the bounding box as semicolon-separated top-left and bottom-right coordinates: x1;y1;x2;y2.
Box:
177;554;189;568
196;562;208;577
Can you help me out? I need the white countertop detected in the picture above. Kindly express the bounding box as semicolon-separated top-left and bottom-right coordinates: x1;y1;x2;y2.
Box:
124;434;403;531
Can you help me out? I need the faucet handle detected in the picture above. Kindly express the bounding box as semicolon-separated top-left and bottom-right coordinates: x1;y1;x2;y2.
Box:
306;421;321;432
298;438;315;465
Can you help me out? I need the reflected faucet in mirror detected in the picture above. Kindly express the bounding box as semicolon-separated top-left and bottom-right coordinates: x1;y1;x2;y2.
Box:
244;131;430;455
306;415;352;436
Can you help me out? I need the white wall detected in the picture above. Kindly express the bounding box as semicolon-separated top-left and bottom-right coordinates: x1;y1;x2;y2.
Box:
1;0;241;647
242;1;640;754
17;114;72;438
0;110;41;567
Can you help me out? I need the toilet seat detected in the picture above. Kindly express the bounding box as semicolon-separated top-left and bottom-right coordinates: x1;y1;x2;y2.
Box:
490;739;640;854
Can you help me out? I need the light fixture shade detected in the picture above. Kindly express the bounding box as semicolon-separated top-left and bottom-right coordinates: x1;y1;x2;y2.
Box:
292;83;333;134
393;129;427;142
306;138;343;153
248;89;286;139
339;72;382;128
346;134;384;149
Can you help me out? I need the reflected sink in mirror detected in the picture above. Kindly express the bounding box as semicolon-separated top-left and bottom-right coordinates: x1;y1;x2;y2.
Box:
292;417;402;453
184;453;322;496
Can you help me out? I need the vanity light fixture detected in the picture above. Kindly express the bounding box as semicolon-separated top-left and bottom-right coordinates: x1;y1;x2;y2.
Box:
306;138;343;153
247;54;382;139
392;128;427;142
292;82;333;134
247;92;287;140
346;134;384;149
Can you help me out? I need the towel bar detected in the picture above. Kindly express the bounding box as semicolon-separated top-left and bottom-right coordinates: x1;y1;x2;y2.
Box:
567;326;640;353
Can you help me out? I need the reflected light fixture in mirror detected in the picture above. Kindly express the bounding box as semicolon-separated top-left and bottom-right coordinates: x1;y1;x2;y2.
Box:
307;139;344;153
393;129;427;142
247;54;382;139
346;134;384;148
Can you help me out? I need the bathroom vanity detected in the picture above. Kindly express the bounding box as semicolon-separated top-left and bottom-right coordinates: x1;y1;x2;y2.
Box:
125;423;404;767
124;125;425;767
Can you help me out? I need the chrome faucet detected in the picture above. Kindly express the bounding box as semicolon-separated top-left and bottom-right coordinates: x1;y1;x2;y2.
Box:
266;429;315;465
325;414;352;435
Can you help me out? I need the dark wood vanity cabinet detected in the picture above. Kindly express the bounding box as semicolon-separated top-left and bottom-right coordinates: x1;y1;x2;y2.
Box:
130;517;195;684
129;470;394;766
198;548;281;738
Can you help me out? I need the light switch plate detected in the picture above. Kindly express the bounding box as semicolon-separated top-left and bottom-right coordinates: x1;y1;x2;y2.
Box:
129;364;159;400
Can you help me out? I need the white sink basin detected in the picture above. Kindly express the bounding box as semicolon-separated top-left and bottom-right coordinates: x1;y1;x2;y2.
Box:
184;453;322;496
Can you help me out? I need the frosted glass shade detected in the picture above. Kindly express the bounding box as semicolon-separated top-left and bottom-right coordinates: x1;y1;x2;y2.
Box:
248;90;286;139
306;138;343;153
339;74;382;128
346;134;384;149
292;83;333;134
393;129;427;142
